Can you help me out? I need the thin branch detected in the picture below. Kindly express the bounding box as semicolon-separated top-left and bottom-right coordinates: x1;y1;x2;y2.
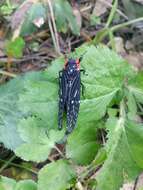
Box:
0;70;16;78
106;0;118;28
0;53;54;64
47;0;61;55
111;17;143;32
47;12;58;53
54;145;66;159
100;0;128;20
133;175;139;190
0;155;16;173
0;158;38;175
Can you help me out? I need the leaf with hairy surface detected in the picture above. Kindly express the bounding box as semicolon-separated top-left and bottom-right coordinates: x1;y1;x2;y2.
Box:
66;122;102;165
0;176;37;190
38;159;76;190
15;117;64;162
0;45;135;164
96;118;143;190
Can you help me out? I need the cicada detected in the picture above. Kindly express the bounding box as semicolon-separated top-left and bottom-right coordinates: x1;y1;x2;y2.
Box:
58;58;84;134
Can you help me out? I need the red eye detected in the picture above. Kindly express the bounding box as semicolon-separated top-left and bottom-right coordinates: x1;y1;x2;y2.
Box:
64;59;68;69
76;59;80;70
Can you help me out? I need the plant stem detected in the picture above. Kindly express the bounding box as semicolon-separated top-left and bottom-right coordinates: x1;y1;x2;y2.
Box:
106;0;118;28
0;70;16;78
47;0;61;55
54;145;66;159
0;155;16;173
111;17;143;32
120;100;126;119
94;17;143;45
0;158;38;175
99;0;128;20
108;30;115;50
47;15;58;53
6;0;11;8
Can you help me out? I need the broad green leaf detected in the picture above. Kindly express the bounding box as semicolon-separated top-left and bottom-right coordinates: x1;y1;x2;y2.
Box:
0;76;26;150
6;37;25;58
66;122;101;165
18;45;130;130
81;46;134;98
53;0;80;35
126;90;138;119
0;176;37;190
15;180;37;190
126;121;143;168
15;117;64;162
0;45;135;163
0;176;16;190
0;71;51;150
38;159;76;190
78;91;117;127
96;118;143;190
18;71;58;129
21;2;46;36
128;72;143;104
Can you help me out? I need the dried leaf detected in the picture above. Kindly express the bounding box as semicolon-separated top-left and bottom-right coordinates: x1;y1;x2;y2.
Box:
73;7;82;29
93;0;113;17
11;0;34;30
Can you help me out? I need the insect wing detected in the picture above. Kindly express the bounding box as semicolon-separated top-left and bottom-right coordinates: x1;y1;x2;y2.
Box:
58;70;68;130
66;71;81;133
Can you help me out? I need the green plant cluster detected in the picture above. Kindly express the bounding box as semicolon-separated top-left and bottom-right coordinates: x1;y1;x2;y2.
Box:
0;44;143;189
11;0;80;36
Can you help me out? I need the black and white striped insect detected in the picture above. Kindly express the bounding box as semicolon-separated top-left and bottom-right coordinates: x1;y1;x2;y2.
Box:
58;58;84;134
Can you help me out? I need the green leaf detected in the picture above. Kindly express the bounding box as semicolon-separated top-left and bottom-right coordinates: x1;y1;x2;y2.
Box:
38;159;76;190
0;4;15;15
53;0;80;35
15;117;64;162
128;72;143;104
6;37;25;58
0;45;135;163
18;71;58;129
126;121;143;168
92;147;107;167
66;122;101;165
78;91;117;127
0;176;37;190
17;45;125;133
81;46;133;98
21;2;46;36
96;118;143;190
0;176;16;190
15;180;37;190
0;76;26;150
126;90;137;119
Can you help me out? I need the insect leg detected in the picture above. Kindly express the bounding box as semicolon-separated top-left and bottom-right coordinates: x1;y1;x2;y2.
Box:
80;82;85;98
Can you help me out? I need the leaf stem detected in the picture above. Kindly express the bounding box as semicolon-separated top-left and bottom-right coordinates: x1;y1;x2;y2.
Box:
47;0;61;55
93;17;143;44
108;30;115;50
0;70;16;78
0;158;38;175
111;17;143;32
0;155;16;173
106;0;118;28
6;0;11;8
120;100;126;119
54;145;66;159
